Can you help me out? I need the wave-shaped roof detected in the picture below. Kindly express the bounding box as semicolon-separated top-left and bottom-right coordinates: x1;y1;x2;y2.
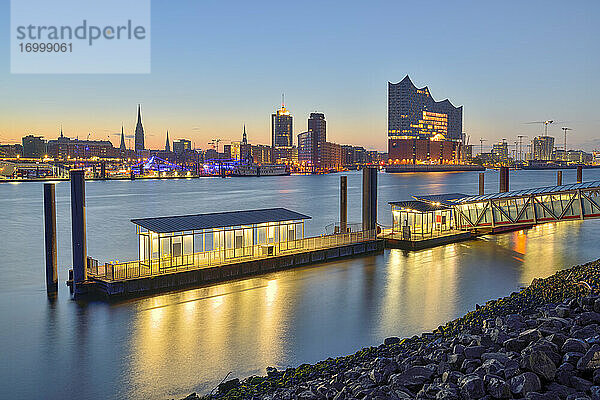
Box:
389;75;462;109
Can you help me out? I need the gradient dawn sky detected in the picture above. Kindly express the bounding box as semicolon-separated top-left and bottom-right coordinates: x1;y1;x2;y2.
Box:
0;0;599;152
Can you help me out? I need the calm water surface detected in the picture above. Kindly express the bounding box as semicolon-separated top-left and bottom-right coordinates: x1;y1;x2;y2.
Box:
1;169;600;399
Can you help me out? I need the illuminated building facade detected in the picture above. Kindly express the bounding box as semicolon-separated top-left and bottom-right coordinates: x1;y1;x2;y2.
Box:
388;75;463;164
173;139;192;155
491;140;509;164
271;103;293;152
22;135;46;158
532;136;555;161
47;135;115;159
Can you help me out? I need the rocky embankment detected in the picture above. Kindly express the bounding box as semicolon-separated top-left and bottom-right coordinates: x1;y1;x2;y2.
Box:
181;259;600;400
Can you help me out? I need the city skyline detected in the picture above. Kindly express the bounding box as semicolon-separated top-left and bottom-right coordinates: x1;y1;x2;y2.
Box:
0;1;599;151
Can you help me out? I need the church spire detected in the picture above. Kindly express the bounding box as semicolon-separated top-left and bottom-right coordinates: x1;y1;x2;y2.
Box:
120;125;126;150
165;130;171;152
60;124;63;138
134;104;145;152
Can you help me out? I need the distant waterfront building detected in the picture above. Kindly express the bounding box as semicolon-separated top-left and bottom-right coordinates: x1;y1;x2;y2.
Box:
47;134;115;159
134;105;145;152
271;102;293;158
250;145;273;165
463;144;473;162
491;140;509;164
0;144;23;158
298;130;317;170
387;76;463;164
173;139;192;155
22;134;46;158
532;136;554;161
165;131;171;152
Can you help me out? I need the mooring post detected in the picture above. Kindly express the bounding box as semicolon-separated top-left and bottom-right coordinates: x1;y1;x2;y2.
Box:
499;166;509;193
479;172;485;196
577;166;583;183
70;170;87;294
340;175;347;233
557;170;563;186
44;183;58;294
362;167;378;232
370;167;378;231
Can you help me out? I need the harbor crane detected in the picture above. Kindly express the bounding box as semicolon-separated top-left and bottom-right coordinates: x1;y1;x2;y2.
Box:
208;139;222;153
517;135;527;161
479;138;487;155
526;120;554;136
562;127;573;159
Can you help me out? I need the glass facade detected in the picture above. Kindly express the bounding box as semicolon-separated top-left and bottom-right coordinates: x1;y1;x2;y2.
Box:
388;76;462;141
136;220;306;272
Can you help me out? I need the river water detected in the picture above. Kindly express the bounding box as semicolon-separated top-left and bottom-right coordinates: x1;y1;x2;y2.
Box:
1;169;600;399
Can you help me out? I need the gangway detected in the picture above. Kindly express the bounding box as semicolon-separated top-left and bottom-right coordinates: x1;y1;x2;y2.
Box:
414;180;600;230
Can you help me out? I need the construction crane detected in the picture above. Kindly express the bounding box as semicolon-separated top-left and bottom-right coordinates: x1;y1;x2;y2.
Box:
517;135;527;161
526;120;554;136
561;127;573;159
479;138;487;155
208;139;222;153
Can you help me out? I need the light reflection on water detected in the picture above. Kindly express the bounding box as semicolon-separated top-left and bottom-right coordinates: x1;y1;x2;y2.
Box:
1;169;600;399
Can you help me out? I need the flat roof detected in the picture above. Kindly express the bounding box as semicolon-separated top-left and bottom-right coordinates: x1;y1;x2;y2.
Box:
131;207;311;233
456;180;600;204
389;200;450;212
413;193;470;206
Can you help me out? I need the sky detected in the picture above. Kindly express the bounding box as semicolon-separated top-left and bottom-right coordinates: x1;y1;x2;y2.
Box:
0;0;599;152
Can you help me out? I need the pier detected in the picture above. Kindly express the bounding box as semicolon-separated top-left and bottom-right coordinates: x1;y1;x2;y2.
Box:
382;178;600;250
65;167;384;298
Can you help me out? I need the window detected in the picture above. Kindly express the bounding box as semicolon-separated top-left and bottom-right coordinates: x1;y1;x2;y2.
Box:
172;236;182;257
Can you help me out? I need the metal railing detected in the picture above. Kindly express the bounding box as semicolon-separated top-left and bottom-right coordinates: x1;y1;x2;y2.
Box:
89;230;378;282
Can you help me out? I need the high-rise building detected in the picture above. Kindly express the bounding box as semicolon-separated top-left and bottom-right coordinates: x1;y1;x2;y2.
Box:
165;131;171;152
387;76;463;164
308;112;326;143
271;102;293;149
134;105;145;152
173;139;192;155
532;136;555;161
22;135;46;158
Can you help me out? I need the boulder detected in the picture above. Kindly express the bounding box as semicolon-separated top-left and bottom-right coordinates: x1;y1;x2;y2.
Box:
465;346;487;359
509;372;541;396
459;374;485;400
577;345;600;371
484;374;511;399
525;350;557;381
563;338;591;354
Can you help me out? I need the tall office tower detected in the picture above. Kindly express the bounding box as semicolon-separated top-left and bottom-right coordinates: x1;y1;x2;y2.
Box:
134;104;145;152
271;101;293;148
308;112;326;142
165;131;170;152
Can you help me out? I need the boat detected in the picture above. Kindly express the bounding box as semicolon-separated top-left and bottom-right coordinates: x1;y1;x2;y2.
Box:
231;162;289;177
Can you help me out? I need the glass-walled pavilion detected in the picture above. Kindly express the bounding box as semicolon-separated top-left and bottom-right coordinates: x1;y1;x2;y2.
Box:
131;207;311;271
390;200;454;239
